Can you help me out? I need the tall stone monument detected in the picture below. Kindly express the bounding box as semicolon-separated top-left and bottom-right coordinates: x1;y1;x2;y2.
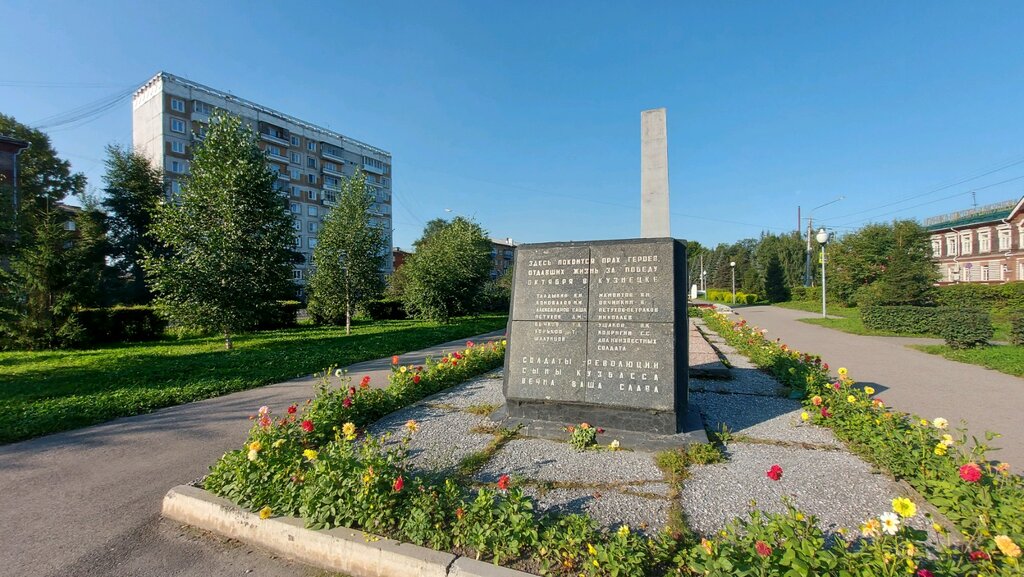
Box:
498;109;702;447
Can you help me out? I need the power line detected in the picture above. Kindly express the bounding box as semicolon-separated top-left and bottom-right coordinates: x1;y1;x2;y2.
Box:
30;83;140;130
0;80;127;88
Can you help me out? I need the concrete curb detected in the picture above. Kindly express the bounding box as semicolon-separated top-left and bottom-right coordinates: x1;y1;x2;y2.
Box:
162;485;535;577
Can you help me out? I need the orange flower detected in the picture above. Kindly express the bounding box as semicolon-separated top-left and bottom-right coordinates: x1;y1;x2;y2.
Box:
391;355;400;365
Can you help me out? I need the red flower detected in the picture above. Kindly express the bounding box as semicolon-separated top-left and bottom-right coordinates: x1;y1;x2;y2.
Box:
969;551;990;562
959;463;983;483
393;476;404;492
415;366;423;372
454;352;462;360
916;570;934;577
597;428;605;434
455;507;464;520
755;541;773;557
391;355;400;365
348;387;356;396
833;381;841;390
300;420;314;433
343;397;352;408
820;407;832;418
497;474;510;491
413;374;421;384
466;341;474;348
823;363;829;371
287;405;297;414
440;357;448;364
360;375;371;389
451;359;458;367
766;465;783;481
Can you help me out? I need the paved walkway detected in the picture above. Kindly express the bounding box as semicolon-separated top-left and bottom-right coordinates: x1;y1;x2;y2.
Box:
0;330;502;577
732;305;1024;468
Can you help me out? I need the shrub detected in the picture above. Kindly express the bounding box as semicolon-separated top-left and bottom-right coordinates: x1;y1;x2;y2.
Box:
255;300;302;330
941;308;993;349
861;305;950;334
744;293;758;305
360;299;407;320
77;306;167;344
936;282;1024;311
789;286;818;302
1010;311;1024;346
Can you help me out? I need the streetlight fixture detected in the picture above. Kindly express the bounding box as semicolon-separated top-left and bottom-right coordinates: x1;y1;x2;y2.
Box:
804;196;844;286
730;261;736;305
816;228;830;318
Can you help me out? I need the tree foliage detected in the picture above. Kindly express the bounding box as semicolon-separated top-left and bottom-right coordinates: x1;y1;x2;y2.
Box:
763;254;790;303
143;112;297;349
401;217;492;322
101;144;164;304
307;171;387;332
827;220;936;307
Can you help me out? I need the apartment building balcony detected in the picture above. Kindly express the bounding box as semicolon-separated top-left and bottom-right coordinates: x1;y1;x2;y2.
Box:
370;203;392;216
322;164;344;177
362;162;385;175
323;181;341;192
266;149;288;162
260;131;290;146
322;148;345;163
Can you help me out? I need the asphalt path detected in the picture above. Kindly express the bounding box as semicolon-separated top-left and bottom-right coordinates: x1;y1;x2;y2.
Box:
733;305;1023;468
0;330;503;577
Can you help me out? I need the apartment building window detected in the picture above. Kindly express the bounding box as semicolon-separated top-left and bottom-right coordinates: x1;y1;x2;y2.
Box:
293;270;303;280
307;141;316;151
295;237;303;248
290;203;301;214
999;228;1011;251
193;100;212;115
308;221;318;233
322;191;336;203
170;180;181;195
291;136;300;146
960;233;972;255
931;238;942;257
266;145;284;158
290;169;301;180
170;118;186;133
945;236;957;256
171;98;185;113
307;173;317;185
322;143;343;158
982;265;990;281
324;162;338;172
979;231;991;252
307;205;319;217
293;219;302;231
307;190;317;201
324;176;340;190
170;140;185;154
169;160;183;173
290;151;301;164
307;156;318;169
308;238;318;249
382;177;390;187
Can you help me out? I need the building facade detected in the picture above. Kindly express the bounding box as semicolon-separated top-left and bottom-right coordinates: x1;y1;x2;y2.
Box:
0;135;30;214
490;238;516;279
925;198;1024;284
132;72;393;288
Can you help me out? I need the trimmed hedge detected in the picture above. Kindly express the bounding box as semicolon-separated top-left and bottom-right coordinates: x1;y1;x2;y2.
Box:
789;286;819;302
861;305;949;334
360;298;407;320
706;289;762;305
936;282;1024;310
1010;311;1024;346
255;301;303;330
77;306;167;344
941;308;993;349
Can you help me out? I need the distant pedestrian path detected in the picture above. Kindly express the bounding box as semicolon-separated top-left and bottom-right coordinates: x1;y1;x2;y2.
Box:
733;305;1024;468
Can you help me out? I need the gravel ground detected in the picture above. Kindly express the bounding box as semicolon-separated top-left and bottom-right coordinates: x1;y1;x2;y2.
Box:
692;392;842;447
521;486;671;532
690;370;784;396
679;443;934;538
476;438;664;485
368;399;494;475
424;370;506;409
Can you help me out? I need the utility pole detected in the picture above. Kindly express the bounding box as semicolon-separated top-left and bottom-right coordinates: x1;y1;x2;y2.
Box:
804;216;813;286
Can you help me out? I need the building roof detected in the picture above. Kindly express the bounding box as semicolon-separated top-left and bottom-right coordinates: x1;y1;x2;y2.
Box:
0;134;30;149
490;237;517;247
923;198;1020;231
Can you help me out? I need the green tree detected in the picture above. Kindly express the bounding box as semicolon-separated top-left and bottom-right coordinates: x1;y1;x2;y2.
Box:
143;112;297;349
101;144;165;304
71;194;113;308
762;254;790;303
307;171;387;333
401;217;492;322
865;220;937;306
826;220;936;307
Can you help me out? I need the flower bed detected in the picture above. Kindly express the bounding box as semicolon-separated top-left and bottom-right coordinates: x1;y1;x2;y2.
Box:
702;309;1024;575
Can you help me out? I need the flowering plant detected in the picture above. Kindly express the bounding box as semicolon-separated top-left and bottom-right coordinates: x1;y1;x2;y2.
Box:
564;422;604;451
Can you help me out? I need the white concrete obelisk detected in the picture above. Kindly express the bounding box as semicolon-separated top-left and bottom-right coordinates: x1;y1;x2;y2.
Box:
640;108;671;238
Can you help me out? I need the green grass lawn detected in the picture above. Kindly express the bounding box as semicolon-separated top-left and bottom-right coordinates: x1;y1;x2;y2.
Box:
774;300;1011;340
0;314;508;444
910;344;1024;378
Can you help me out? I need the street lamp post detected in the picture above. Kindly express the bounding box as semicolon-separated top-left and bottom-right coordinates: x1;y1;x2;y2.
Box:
730;261;736;305
816;228;830;318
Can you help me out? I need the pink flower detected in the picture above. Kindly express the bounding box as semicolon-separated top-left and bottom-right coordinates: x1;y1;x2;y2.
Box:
360;375;371;388
755;541;773;557
820;407;832;418
393;476;404;492
766;464;783;481
969;550;990;561
258;415;271;429
343;397;352;408
959;463;983;483
466;341;475;348
497;474;510;491
300;420;314;433
916;570;934;577
348;387;356;396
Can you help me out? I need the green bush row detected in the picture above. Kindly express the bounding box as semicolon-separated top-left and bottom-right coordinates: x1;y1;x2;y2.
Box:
705;289;760;305
1010;312;1024;346
862;305;993;348
936;282;1024;311
254;300;302;330
77;306;167;344
359;298;408;320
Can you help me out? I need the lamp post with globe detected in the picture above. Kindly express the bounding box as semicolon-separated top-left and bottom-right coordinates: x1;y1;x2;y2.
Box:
730;261;736;305
816;228;830;318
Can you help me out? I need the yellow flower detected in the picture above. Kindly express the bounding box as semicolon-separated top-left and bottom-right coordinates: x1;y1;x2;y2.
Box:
592;560;599;568
303;449;318;461
941;434;954;446
587;543;597;556
800;411;810;422
920;419;929;427
932;523;945;534
934;443;948;456
847;395;856;403
405;419;419;433
617;525;630;537
342;422;357;440
400;365;408;373
838;367;848;377
995;535;1021;558
795;512;805;521
701;538;714;555
259;506;272;519
248;441;263;452
906;543;916;557
932;417;949;429
501;339;507;346
863;386;875;395
272;438;285;449
892;497;917;519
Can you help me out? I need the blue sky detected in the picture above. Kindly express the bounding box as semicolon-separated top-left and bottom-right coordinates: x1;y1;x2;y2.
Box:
2;1;1023;250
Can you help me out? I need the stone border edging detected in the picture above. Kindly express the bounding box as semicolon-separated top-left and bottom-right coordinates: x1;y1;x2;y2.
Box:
161;485;535;577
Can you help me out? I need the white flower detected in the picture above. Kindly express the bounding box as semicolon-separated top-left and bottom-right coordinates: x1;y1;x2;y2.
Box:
880;512;900;535
247;449;259;462
932;417;949;430
609;440;620;450
258;405;270;415
335;368;343;378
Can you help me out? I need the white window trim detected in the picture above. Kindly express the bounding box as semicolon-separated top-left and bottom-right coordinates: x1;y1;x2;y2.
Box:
170;118;186;134
170;98;185;113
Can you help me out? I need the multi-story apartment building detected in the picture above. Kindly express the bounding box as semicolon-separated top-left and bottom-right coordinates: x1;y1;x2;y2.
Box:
489;238;516;279
132;72;393;290
925;197;1024;284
